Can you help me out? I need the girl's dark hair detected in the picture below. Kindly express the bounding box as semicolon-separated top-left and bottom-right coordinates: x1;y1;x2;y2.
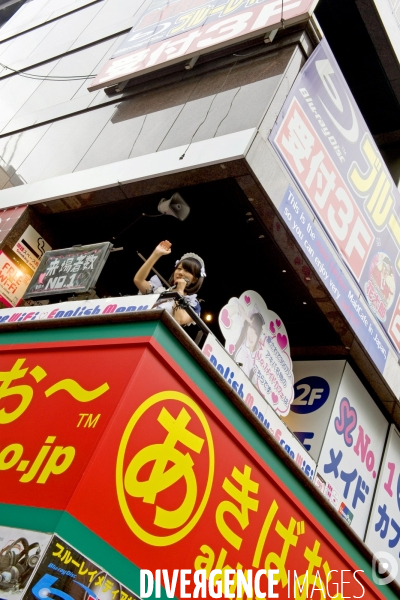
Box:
168;257;204;294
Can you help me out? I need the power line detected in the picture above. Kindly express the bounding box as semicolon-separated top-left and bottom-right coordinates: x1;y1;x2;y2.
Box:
0;62;97;81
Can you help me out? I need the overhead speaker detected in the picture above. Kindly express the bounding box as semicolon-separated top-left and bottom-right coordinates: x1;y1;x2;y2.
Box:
158;193;190;221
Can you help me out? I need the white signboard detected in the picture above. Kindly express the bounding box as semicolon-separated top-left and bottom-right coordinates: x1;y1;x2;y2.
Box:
316;363;388;538
365;425;400;586
202;333;316;480
13;225;51;271
282;361;346;462
218;290;294;416
0;294;160;325
0;525;51;600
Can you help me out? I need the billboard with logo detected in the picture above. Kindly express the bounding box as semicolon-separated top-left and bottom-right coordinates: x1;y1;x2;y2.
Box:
89;0;317;91
316;363;388;539
282;360;345;462
64;335;380;599
270;38;400;356
0;320;389;598
365;424;400;587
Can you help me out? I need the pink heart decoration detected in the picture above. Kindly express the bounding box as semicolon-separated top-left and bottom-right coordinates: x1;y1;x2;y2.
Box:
220;308;231;328
277;333;288;350
275;319;281;328
272;392;279;405
269;321;275;334
228;344;235;354
244;295;251;305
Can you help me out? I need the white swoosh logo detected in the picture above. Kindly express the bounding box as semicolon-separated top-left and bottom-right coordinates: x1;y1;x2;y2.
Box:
319;94;359;143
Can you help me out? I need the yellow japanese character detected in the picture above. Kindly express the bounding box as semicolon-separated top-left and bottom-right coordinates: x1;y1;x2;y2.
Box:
216;465;259;550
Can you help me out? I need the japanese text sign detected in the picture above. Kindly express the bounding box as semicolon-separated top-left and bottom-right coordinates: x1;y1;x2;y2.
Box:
270;38;400;355
365;425;400;587
24;242;112;299
89;0;316;91
218;290;294;416
65;346;382;599
316;363;388;539
24;535;138;600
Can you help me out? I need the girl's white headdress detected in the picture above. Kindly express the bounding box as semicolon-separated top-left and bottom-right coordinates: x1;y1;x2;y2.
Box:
176;252;206;277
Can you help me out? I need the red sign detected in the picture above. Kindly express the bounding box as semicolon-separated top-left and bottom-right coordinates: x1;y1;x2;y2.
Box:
0;334;383;597
89;0;316;91
0;339;145;509
63;343;382;600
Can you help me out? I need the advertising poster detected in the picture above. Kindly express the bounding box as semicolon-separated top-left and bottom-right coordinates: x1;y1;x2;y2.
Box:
278;186;389;373
0;250;33;307
365;424;400;586
89;0;317;90
218;290;294;416
23;535;139;600
202;332;316;480
63;347;381;599
0;526;51;600
282;360;346;462
270;38;400;355
13;225;51;272
316;364;388;538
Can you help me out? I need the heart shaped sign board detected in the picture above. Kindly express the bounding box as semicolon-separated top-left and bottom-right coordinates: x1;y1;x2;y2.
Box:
218;290;294;416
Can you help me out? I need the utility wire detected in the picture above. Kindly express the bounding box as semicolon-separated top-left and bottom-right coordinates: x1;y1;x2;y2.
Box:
0;62;97;81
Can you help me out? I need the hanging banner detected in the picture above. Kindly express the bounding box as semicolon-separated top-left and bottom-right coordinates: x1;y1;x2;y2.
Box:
0;526;51;600
282;360;345;462
218;290;294;416
316;364;388;539
270;37;400;355
202;332;316;480
89;0;317;90
24;535;139;600
365;424;400;587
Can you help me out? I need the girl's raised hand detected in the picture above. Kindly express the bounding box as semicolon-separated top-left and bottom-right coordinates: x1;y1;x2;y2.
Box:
154;240;172;256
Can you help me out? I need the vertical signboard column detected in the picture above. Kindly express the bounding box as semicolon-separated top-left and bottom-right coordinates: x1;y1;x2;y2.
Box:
316;364;388;537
